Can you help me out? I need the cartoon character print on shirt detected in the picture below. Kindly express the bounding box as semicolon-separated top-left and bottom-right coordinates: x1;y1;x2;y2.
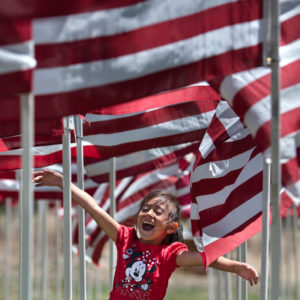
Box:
117;244;159;295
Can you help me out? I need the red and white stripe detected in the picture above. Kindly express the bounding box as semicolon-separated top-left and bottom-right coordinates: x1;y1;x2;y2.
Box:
82;98;219;159
0;164;99;201
84;142;199;183
210;5;300;207
190;101;264;267
0;19;36;96
32;0;263;119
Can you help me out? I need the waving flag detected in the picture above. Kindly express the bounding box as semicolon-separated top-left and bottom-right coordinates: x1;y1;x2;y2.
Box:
82;97;219;159
0;20;36;96
190;101;264;267
30;0;263;119
210;4;300;207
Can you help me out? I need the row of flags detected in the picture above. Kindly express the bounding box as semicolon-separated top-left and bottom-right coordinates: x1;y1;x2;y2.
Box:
0;0;299;267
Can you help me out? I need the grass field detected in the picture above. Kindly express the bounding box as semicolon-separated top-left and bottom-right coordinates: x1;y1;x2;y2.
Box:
0;204;298;300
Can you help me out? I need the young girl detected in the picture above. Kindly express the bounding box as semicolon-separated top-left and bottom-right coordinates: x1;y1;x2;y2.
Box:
33;169;259;300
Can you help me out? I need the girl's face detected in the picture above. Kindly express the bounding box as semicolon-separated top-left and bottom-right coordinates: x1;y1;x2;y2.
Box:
137;197;172;245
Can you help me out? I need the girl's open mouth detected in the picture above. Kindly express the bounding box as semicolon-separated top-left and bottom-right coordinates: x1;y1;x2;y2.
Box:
142;221;154;231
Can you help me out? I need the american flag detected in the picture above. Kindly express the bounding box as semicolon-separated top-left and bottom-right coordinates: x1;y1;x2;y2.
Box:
82;96;219;159
31;0;263;120
0;19;35;96
210;4;300;207
190;100;264;267
190;2;300;266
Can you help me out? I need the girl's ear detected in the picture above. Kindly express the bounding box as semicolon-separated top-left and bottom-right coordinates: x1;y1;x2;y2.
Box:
167;222;178;234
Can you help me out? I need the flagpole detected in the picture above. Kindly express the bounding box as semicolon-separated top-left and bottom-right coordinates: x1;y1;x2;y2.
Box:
224;253;232;300
292;205;300;300
109;157;117;290
269;0;281;299
285;211;292;300
40;201;49;300
260;158;271;300
62;116;73;300
19;93;34;300
241;242;248;300
74;115;87;300
235;246;242;300
4;197;12;300
208;268;216;300
56;201;62;300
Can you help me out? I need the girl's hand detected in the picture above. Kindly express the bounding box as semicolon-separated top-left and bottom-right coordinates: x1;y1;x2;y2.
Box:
234;262;259;286
33;169;63;188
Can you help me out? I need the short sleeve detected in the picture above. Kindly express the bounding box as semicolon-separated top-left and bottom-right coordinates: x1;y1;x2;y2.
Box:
115;225;136;250
165;242;188;269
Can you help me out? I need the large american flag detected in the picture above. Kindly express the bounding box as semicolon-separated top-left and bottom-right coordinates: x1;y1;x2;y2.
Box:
190;2;300;267
210;4;300;207
31;0;263;119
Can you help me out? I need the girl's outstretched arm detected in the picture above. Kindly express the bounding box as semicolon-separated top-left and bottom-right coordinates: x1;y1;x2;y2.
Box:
210;256;259;286
33;169;120;242
176;251;258;286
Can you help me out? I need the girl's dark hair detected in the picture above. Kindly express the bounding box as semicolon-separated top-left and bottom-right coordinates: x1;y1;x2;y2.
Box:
138;190;183;245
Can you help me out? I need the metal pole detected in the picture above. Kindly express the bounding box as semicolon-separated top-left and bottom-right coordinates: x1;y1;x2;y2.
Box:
19;93;34;300
235;246;242;300
224;253;232;300
63;116;73;300
269;0;281;299
208;268;216;300
4;197;12;300
74;115;87;300
260;158;271;300
109;157;117;290
263;0;272;66
241;242;248;300
40;202;49;300
286;211;292;300
292;205;300;300
56;201;62;300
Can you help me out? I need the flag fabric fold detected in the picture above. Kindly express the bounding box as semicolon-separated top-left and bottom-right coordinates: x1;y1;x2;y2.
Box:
190;101;264;267
209;3;300;207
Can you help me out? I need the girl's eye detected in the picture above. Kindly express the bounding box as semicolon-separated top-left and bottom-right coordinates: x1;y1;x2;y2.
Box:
141;206;150;212
155;208;164;215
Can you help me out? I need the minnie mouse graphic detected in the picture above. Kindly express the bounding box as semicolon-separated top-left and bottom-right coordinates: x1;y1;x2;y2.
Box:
116;245;158;295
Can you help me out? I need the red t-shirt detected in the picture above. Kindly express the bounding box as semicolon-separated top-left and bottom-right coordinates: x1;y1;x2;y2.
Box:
109;225;188;300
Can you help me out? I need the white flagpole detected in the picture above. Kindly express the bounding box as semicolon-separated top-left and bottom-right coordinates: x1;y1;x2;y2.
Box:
19;93;34;300
56;201;62;300
208;268;216;300
224;253;232;300
62;116;73;300
241;242;248;300
235;246;242;300
109;157;117;290
4;197;12;300
260;158;271;300
269;0;282;299
38;201;49;300
292;205;300;300
285;211;292;300
74;115;87;300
